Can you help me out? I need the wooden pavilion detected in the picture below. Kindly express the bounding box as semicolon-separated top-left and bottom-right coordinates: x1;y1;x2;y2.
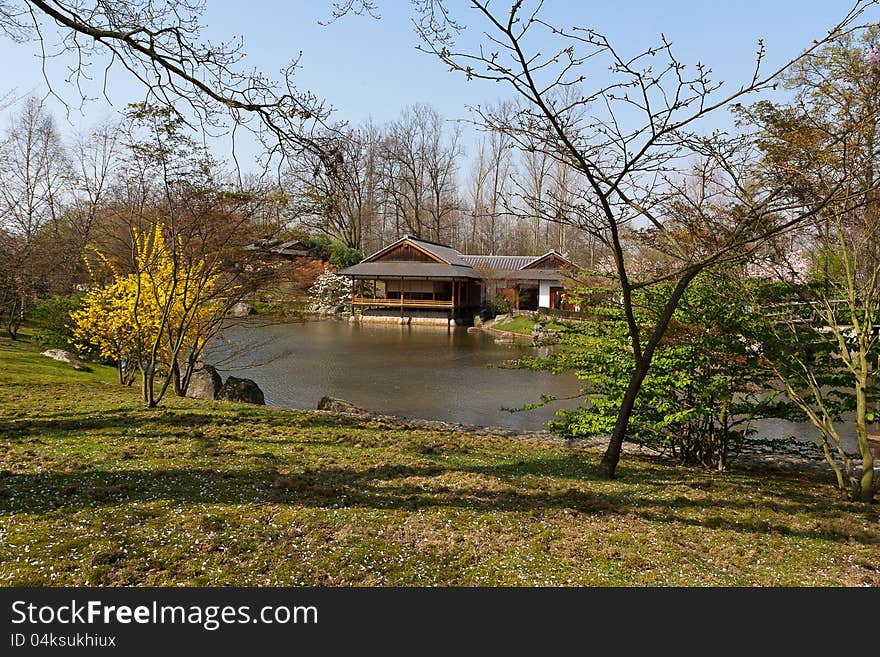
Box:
338;236;578;324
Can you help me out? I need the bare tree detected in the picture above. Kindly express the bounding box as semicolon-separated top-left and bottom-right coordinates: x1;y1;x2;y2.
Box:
424;113;462;243
0;1;340;169
66;121;121;248
415;0;878;477
0;96;69;337
287;124;382;250
519;142;551;253
466;119;514;254
381;104;461;242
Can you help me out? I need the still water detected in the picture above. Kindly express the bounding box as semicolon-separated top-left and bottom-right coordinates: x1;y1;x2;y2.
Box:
208;319;583;430
208;318;850;448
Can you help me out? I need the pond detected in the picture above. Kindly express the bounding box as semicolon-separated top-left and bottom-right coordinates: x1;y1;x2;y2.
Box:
208;319;583;430
207;318;855;450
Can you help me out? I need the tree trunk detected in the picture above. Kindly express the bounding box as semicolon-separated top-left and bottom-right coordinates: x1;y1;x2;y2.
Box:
600;268;701;478
141;365;158;408
855;373;876;502
141;368;150;407
171;361;182;397
599;354;653;477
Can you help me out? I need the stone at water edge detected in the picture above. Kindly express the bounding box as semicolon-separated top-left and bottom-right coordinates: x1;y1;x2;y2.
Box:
317;396;369;414
230;302;254;317
186;363;223;400
217;376;265;405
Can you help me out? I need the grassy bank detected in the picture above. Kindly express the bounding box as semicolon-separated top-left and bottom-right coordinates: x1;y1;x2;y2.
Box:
491;314;538;335
0;336;878;586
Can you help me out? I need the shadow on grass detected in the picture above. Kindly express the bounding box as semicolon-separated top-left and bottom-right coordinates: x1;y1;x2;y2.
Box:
0;457;874;546
0;410;218;437
0;407;374;440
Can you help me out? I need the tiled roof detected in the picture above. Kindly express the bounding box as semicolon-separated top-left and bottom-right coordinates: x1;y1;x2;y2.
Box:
403;237;473;267
351;239;577;279
462;254;540;270
244;238;310;257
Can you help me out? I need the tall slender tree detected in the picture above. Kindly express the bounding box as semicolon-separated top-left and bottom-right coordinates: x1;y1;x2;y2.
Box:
415;0;878;477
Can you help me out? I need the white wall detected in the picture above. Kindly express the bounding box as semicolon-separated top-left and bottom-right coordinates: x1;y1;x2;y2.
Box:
539;281;551;308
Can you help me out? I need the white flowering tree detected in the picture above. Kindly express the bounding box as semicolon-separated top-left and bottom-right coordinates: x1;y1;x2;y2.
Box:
307;269;352;315
745;250;813;285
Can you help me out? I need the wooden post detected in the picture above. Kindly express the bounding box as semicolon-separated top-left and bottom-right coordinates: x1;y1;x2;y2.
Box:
451;279;456;308
400;277;404;317
350;279;355;313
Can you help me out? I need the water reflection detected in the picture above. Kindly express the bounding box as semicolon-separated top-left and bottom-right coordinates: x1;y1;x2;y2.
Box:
208;318;850;448
208;319;583;430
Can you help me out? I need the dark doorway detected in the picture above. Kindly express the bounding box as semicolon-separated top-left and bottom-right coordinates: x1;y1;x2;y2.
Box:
517;285;538;311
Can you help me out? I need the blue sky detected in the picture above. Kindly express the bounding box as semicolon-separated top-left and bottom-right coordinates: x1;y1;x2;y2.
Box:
0;1;874;169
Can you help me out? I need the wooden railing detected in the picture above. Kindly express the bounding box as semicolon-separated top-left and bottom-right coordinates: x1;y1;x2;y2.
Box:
351;296;454;308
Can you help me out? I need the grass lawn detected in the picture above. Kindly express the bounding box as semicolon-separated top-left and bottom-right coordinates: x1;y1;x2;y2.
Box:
492;314;567;336
0;336;878;586
492;315;538;335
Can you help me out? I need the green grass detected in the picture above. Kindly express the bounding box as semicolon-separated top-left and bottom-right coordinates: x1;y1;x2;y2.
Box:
493;315;568;336
1;335;878;586
492;315;538;335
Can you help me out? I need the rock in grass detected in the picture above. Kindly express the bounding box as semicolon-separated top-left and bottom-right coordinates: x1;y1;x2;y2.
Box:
217;376;265;405
43;349;92;371
41;349;78;363
186;362;223;400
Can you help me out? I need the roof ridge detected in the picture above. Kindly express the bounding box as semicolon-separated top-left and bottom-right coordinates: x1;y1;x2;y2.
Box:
405;235;457;250
462;253;539;258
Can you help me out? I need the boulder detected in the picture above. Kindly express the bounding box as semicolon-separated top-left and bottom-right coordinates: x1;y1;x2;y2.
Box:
42;349;92;370
42;349;78;364
230;302;254;317
532;323;561;345
186;363;223;400
217;376;265;405
317;396;369;415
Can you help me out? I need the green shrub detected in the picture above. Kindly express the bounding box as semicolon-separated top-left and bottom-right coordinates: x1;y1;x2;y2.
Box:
300;235;363;268
482;298;511;320
28;295;82;352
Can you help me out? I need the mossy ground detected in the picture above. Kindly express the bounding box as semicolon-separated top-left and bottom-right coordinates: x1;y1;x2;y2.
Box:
1;335;878;586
